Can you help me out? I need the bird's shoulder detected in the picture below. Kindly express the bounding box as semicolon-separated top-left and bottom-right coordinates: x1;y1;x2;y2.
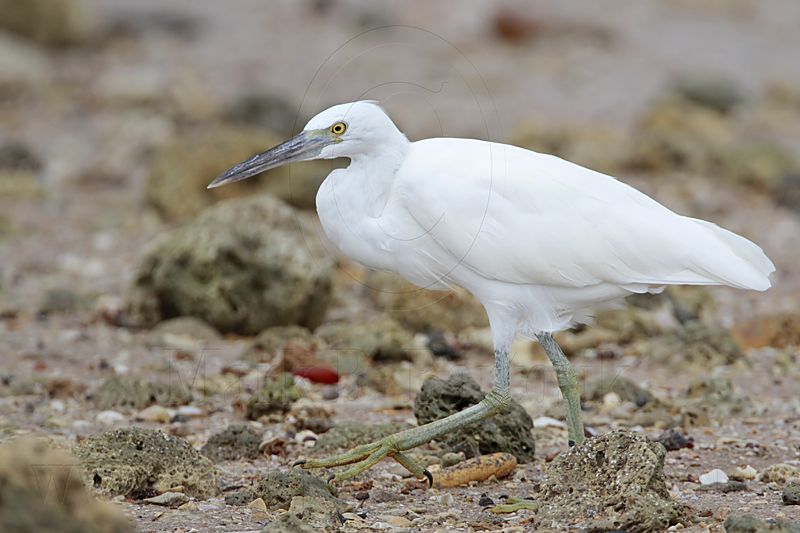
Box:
396;137;647;209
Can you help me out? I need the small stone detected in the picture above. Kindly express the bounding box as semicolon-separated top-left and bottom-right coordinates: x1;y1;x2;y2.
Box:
224;489;255;507
315;317;416;362
655;429;694;451
761;464;800;484
73;427;218;498
96;410;125;425
731;465;758;481
253;470;337;511
371;488;402;503
37;287;86;316
414;373;535;462
93;375;192;410
144;491;189;508
247;497;268;516
479;495;495;507
385;515;412;527
245;373;303;419
724;514;800;533
699;469;728;485
176;405;205;418
533;416;566;429
441;452;465;468
261;495;342;532
0;0;98;46
585;376;653;407
0;439;135;533
136;405;173;423
602;391;621;410
784;481;800;506
201;424;262;462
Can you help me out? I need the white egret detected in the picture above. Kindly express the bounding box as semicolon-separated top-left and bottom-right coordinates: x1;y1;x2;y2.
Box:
209;101;774;484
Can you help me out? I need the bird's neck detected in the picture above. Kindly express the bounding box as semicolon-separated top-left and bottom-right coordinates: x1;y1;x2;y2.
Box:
341;140;410;217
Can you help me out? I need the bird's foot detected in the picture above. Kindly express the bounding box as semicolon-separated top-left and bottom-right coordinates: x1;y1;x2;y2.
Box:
295;389;507;485
294;432;432;485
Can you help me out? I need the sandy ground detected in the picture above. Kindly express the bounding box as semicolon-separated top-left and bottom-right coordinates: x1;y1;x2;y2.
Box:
1;1;800;532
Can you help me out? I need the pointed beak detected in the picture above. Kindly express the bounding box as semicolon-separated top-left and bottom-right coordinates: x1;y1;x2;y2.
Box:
207;130;330;189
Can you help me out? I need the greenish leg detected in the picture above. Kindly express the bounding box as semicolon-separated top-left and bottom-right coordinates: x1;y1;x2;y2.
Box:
537;332;585;445
296;351;513;483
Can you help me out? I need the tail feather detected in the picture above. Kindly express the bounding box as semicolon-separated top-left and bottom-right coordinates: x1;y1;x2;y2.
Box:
688;218;775;291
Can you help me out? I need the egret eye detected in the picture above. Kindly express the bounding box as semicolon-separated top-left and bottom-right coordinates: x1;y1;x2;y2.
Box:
330;122;347;135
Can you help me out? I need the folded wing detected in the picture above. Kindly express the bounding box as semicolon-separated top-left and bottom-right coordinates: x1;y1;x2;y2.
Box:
397;138;774;292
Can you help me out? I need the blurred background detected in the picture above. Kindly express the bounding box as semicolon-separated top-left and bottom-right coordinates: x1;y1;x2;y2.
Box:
0;1;799;531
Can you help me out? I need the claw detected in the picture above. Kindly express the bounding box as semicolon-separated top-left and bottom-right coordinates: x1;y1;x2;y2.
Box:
292;459;307;467
423;469;433;488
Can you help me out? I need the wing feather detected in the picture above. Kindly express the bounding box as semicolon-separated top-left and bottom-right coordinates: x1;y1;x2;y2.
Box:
395;138;774;292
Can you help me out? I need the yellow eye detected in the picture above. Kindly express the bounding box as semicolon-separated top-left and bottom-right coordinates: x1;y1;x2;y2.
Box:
331;121;347;135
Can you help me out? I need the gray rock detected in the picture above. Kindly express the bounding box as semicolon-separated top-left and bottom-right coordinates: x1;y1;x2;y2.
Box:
776;173;800;213
37;287;87;316
0;0;98;46
315;317;415;362
413;373;535;462
92;375;192;410
584;376;653;407
672;75;745;114
253;470;337;511
143;491;189;508
151;317;222;343
73;427;218;498
246;373;303;419
261;496;342;532
537;430;694;532
0;34;51;89
364;271;488;333
201;424;262;462
0;438;135;533
784;481;800;506
724;514;800;533
241;325;313;363
125;195;334;335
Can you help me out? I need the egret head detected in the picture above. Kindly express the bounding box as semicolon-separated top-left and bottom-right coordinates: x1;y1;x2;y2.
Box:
208;101;404;189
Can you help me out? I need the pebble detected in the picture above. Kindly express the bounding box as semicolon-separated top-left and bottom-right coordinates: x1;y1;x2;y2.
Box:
294;429;318;447
699;469;728;485
784;481;800;505
144;492;190;507
96;410;125;425
478;495;495;507
533;416;566;428
760;463;800;484
603;391;622;410
247;497;268;518
438;493;454;506
176;405;205;418
731;465;757;481
384;515;412;527
136;405;174;423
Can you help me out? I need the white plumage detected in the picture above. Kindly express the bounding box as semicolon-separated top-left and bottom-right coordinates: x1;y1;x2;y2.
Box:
209;99;776;474
312;102;774;339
